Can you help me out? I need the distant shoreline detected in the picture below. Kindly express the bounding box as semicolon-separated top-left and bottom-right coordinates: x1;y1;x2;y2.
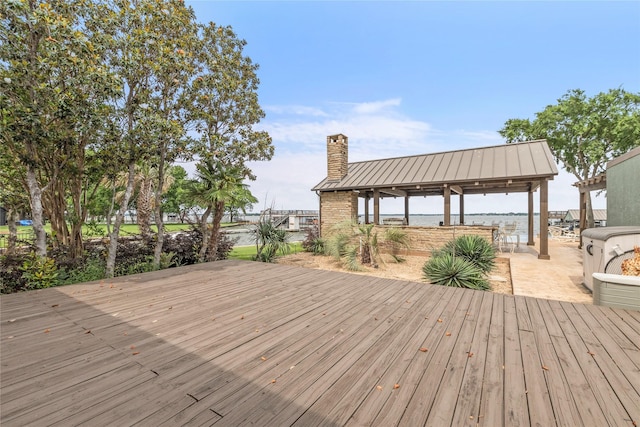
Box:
243;212;542;217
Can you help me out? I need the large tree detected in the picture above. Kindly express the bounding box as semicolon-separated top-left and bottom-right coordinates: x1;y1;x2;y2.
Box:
499;88;640;228
100;0;197;277
1;0;115;257
186;23;274;178
183;23;273;261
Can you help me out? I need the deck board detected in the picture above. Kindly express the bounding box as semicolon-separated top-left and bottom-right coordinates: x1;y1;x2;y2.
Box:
1;260;639;426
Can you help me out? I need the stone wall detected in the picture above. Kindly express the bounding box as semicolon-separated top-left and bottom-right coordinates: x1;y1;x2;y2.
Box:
320;191;359;236
373;225;496;256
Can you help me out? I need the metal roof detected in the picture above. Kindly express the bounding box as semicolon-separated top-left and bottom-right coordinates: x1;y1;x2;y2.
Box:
313;140;558;197
565;209;607;222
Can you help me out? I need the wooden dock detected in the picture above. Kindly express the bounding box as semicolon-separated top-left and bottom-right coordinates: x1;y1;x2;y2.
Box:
1;260;639;426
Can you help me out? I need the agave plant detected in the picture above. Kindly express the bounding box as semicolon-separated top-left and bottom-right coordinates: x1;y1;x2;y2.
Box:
422;252;490;290
439;234;496;273
252;218;291;262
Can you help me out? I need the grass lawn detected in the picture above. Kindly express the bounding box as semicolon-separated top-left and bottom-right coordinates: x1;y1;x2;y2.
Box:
229;242;303;261
0;222;238;236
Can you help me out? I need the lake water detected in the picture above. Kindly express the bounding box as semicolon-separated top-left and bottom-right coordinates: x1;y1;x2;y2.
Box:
230;213;541;246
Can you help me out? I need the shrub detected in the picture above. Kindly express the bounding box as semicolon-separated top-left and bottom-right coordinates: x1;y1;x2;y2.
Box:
384;228;410;262
215;231;236;260
58;257;106;285
252;219;290;262
0;253;29;293
84;220;106;237
0;227;233;293
163;228;203;266
302;225;325;255
422;252;489;290
110;238;154;276
437;234;496;273
324;221;380;269
20;253;59;290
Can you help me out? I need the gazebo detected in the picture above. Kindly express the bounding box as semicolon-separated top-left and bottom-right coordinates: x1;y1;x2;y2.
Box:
312;134;559;259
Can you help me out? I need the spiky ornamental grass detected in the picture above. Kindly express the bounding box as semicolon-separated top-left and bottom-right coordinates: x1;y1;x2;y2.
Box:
422;253;490;290
439;234;496;273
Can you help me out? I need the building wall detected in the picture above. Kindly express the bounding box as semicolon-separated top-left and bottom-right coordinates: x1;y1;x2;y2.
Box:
373;225;495;256
607;148;640;226
320;191;358;236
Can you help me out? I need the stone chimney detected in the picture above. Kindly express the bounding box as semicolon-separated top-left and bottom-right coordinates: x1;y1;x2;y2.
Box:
327;134;348;181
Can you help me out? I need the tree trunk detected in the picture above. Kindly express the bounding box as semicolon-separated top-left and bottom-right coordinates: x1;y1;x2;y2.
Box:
105;163;137;278
361;244;371;265
25;167;47;257
68;141;89;259
585;192;595;229
137;177;153;240
198;206;212;262
206;201;225;262
153;161;166;269
7;208;18;254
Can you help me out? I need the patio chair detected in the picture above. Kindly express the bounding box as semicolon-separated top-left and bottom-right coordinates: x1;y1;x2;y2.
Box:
548;226;577;242
498;221;519;253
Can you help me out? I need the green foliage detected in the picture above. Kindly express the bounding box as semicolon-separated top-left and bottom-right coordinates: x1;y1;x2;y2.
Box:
308;238;326;255
302;225;325;255
325;221;382;269
252;219;291;262
58;257;106;285
214;232;236;261
1;253;28;293
187;23;274;179
84;220;106;238
437;234;496;273
500;88;640;178
357;223;379;266
422;253;489;290
384;228;410;262
163;166;191;222
20;254;59;290
162;228;203;266
325;232;351;261
500;88;640;228
229;245;258;261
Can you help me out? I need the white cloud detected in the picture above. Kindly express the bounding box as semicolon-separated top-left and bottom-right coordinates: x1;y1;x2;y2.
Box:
350;98;402;115
207;97;608;214
264;105;329;117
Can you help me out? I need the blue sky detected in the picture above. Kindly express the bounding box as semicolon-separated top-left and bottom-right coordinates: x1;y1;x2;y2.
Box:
184;1;640;214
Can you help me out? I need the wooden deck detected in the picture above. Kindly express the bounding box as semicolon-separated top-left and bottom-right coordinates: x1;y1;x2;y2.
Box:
1;260;639;426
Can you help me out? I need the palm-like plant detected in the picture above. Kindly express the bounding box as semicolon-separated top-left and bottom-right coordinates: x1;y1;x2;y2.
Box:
358;223;379;266
324;221;380;270
252;217;290;262
188;160;252;262
383;227;410;262
111;164;174;239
